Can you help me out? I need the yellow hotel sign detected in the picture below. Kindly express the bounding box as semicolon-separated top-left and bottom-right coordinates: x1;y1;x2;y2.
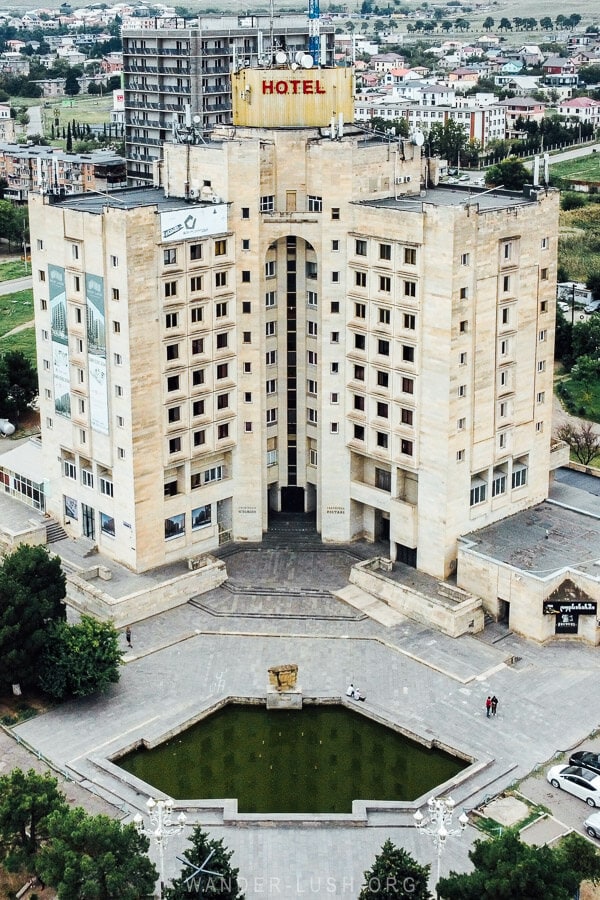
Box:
232;67;355;128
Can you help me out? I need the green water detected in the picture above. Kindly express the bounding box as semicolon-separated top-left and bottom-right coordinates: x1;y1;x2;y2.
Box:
117;704;467;814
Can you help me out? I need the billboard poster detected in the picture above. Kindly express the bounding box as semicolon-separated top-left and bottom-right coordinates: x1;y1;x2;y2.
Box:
160;205;228;244
49;264;70;417
86;273;109;435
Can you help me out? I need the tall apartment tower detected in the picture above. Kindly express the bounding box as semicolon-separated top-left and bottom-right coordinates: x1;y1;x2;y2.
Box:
29;66;558;578
122;15;335;183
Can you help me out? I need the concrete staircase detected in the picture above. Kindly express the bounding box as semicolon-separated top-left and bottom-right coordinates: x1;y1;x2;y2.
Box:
45;518;68;543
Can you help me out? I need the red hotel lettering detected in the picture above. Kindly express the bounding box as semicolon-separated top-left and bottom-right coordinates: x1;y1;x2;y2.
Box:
262;80;326;95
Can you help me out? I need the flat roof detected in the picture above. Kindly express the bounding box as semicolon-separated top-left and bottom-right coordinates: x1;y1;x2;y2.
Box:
360;184;539;213
52;187;204;214
461;495;600;578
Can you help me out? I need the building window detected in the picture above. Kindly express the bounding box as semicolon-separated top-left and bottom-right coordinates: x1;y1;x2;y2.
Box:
39;270;46;282
81;468;93;488
215;272;227;289
266;291;277;307
217;423;229;440
404;247;416;265
243;331;251;344
265;260;276;278
260;195;274;213
331;207;340;220
492;472;507;497
190;243;203;261
331;362;339;374
379;308;391;325
355;271;367;288
216;363;228;379
242;207;250;219
403;313;416;331
165;312;179;329
460;286;468;300
216;332;228;349
331;422;339;434
402;345;415;363
459;320;468;334
355;302;366;319
379;275;391;293
460;253;470;266
307;351;317;366
541;237;549;250
503;242;512;261
118;448;125;459
307;321;318;337
164;514;185;540
377;401;389;418
193;399;205;417
266;350;277;366
192;338;204;355
37;239;43;250
540;268;548;281
166;343;179;361
401;439;413;456
244;392;252;402
167;375;180;392
99;477;114;498
241;270;251;283
266;408;277;425
354;424;365;440
306;261;317;280
192;504;211;529
112;288;120;301
332;239;340;251
401;408;413;426
537;391;545;404
379;243;392;261
169;437;182;454
404;281;416;298
376;432;389;449
331;332;339;343
470;477;487;506
354;365;365;381
190;307;203;325
308;195;322;212
192;368;205;386
190;275;203;292
168;406;181;423
112;321;121;334
512;462;528;489
354;394;365;411
457;449;465;461
110;255;118;267
536;421;544;433
193;430;205;447
164;248;177;265
115;385;123;397
100;512;116;537
64;461;76;479
537;360;546;373
354;333;366;351
215;302;228;319
267;379;277;394
215;239;227;256
457;417;466;430
539;329;547;342
378;339;390;356
458;384;467;397
377;371;389;388
355;239;367;257
307;291;317;307
242;239;250;251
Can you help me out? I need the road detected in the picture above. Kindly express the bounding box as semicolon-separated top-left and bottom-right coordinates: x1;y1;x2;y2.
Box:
26;104;42;137
0;275;32;295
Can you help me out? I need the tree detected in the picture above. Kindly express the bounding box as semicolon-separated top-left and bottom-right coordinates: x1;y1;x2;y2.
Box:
0;350;37;422
37;807;157;900
165;826;245;899
438;830;600;900
359;839;432;899
428;119;468;164
540;16;553;29
557;421;600;465
0;545;66;691
0;769;67;859
485;157;530;190
482;16;494;30
499;17;512;30
64;69;80;96
39;615;122;700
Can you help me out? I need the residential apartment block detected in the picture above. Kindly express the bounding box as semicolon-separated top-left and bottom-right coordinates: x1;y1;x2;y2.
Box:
354;100;506;149
29;82;558;578
0;143;126;202
121;15;335;183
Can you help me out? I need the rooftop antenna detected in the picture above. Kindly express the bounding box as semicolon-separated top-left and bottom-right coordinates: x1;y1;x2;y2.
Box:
308;0;320;64
269;0;274;65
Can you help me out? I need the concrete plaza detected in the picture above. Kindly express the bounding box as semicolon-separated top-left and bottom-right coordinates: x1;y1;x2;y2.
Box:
7;535;600;898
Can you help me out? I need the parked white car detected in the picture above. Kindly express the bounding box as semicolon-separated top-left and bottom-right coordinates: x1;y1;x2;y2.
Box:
584;811;600;838
547;765;600;807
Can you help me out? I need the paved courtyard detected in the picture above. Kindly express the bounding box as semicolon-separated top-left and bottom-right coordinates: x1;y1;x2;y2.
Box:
4;538;600;898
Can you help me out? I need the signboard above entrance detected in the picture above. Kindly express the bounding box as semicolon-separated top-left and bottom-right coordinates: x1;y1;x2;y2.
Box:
232;67;354;128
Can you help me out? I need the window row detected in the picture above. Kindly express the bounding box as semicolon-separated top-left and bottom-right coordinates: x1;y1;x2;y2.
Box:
354;239;417;267
164;504;212;540
470;459;528;507
162;240;227;267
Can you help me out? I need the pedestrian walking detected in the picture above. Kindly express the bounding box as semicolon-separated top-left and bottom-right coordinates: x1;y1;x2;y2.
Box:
126;626;132;649
491;695;498;716
485;696;492;718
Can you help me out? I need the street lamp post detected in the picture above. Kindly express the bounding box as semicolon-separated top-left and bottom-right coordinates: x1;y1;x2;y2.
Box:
134;797;187;900
413;796;469;897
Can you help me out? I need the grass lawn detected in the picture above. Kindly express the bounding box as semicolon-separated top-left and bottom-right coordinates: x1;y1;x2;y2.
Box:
551;155;600;184
0;328;37;366
0;260;29;281
10;95;113;130
0;289;34;338
559;375;600;423
559;203;600;284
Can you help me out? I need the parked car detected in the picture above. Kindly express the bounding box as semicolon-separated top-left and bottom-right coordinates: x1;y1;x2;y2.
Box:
584;300;600;314
584;811;600;838
557;301;571;316
569;751;600;777
547;765;600;806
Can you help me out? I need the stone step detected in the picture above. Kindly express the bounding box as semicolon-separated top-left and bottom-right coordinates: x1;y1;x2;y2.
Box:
46;519;68;543
334;584;406;627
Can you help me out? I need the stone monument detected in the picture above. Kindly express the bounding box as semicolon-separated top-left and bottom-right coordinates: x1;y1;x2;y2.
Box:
266;663;302;709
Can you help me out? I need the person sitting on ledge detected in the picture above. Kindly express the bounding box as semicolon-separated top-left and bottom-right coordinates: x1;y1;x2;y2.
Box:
346;683;355;697
353;687;366;702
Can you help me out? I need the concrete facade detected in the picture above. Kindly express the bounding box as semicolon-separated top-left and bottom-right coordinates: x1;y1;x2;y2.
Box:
29;119;559;586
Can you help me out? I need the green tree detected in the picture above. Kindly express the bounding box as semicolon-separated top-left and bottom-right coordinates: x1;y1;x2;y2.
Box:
482;16;494;29
0;769;67;860
39;615;122;700
438;830;600;900
499;17;512;30
165;826;245;899
0;350;37;421
0;545;66;691
37;807;157;900
64;69;80;96
540;16;553;29
485;157;530;190
428;119;468;164
359;839;432;899
66;121;72;151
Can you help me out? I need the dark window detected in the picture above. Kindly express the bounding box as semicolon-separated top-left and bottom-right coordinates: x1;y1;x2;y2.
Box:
167;375;180;392
377;371;389;388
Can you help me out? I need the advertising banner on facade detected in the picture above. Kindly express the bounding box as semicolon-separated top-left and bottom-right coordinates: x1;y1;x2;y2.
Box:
160;205;228;244
49;264;70;418
86;273;109;435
